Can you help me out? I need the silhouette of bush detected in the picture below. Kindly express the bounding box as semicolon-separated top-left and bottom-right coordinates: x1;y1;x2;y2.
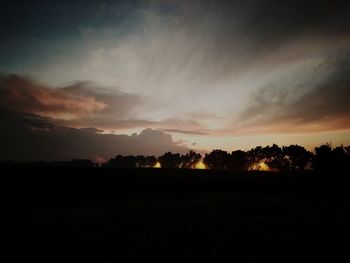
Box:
283;145;313;171
158;152;182;168
229;150;248;170
312;144;350;173
203;150;230;169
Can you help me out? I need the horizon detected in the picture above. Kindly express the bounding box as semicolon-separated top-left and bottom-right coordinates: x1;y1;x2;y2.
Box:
1;1;350;161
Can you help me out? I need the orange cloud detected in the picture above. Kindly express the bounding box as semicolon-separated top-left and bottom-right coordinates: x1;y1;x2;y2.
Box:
0;75;106;120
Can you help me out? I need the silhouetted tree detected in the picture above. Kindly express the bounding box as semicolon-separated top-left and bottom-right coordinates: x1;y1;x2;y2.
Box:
345;146;350;170
158;152;182;168
331;146;347;172
313;144;332;171
345;146;350;155
264;144;288;171
203;150;229;169
246;144;288;171
247;146;264;167
312;144;350;173
283;145;312;171
144;155;158;168
132;155;157;168
135;155;146;168
229;150;248;170
181;150;202;168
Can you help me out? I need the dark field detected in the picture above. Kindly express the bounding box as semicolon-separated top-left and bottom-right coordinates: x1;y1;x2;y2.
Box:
2;167;350;261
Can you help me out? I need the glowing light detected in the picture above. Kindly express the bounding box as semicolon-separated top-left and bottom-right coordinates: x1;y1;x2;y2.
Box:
194;161;206;169
249;161;270;171
153;161;161;168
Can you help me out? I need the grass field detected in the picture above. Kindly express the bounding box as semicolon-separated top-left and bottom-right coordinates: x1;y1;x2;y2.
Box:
2;166;350;261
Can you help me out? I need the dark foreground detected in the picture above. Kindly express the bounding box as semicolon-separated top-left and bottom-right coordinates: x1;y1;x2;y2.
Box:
2;166;350;261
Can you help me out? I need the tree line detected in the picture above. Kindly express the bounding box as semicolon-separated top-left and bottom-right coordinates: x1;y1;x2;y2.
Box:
105;144;350;172
2;143;348;172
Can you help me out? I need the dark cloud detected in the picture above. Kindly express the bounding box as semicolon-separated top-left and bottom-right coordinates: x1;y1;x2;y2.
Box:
0;107;187;161
0;0;142;39
239;0;350;38
2;1;349;68
175;0;350;64
238;53;350;133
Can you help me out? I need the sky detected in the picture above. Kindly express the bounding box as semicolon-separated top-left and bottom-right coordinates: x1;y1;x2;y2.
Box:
1;0;350;161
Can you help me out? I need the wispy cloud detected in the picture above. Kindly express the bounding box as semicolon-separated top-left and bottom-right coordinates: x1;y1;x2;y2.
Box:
233;53;350;134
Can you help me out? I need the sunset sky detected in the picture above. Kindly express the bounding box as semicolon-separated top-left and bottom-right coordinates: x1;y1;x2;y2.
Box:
1;0;350;161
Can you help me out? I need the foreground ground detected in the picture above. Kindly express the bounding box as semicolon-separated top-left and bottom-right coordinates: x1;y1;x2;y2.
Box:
2;166;350;261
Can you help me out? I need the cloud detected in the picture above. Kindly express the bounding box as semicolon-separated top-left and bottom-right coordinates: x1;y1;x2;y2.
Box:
235;53;350;133
63;116;206;133
160;129;209;136
1;1;350;144
0;107;188;161
0;75;106;119
57;82;147;129
0;74;147;128
0;74;210;133
75;0;350;122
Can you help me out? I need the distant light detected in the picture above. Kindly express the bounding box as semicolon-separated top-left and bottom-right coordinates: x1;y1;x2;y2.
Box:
194;161;206;169
248;161;270;171
153;161;161;168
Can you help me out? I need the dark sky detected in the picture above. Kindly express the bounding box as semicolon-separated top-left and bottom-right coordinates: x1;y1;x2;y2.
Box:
0;0;350;160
